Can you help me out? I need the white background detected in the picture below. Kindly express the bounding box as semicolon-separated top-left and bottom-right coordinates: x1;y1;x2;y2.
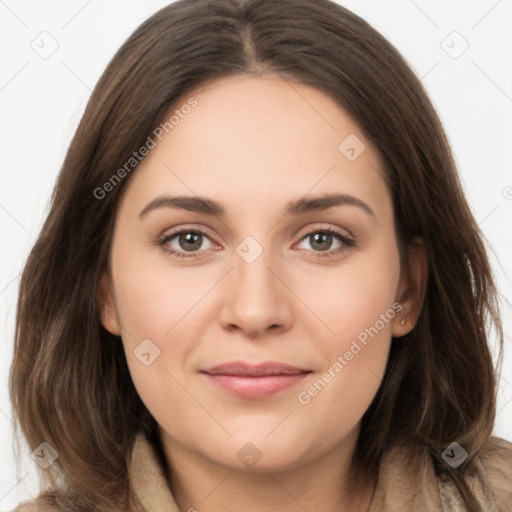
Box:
1;0;511;510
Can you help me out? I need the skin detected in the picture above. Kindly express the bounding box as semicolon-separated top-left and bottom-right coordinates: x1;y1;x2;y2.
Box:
98;74;426;512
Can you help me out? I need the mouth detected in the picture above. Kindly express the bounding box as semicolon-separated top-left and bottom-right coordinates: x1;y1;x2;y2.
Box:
200;361;312;399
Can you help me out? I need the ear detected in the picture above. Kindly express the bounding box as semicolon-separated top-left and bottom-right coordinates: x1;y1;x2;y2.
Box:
96;272;121;336
392;237;428;338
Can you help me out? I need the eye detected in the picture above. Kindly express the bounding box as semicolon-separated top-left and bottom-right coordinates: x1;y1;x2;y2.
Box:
158;228;217;258
157;225;355;259
295;227;355;259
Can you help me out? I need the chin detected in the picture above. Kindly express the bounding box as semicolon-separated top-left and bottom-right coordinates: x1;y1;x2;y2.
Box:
199;429;318;472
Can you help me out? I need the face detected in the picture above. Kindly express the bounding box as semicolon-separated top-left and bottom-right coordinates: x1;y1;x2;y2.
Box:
98;74;419;472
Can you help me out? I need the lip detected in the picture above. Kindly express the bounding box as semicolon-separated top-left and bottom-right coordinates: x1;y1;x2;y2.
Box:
200;361;312;399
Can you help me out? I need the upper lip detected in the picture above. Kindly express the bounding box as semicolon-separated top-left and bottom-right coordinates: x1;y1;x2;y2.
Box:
201;361;311;376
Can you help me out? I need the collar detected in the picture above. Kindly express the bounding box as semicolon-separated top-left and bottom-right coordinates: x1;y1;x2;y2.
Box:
128;433;499;511
129;433;181;512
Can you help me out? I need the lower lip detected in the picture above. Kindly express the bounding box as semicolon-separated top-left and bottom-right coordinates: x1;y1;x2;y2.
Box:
202;373;310;398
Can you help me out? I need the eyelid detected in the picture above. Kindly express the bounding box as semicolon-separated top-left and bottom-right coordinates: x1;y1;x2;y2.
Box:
294;222;354;241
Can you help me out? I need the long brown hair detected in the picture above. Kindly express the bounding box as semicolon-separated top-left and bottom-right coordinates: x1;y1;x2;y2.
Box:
10;1;503;510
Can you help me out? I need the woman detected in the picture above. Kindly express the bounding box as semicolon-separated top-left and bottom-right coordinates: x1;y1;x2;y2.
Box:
10;0;512;510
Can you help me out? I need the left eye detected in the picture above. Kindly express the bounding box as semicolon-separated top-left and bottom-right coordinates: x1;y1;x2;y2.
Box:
296;230;338;251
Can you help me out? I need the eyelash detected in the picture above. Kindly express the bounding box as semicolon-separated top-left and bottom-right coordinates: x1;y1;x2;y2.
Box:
156;225;355;260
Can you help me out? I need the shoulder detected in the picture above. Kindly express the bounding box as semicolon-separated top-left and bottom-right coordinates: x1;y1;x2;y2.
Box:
11;489;146;512
476;435;512;509
370;437;512;511
435;436;512;511
11;492;61;512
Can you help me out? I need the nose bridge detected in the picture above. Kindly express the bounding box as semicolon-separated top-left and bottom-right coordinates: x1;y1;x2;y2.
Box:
233;234;280;304
220;233;293;334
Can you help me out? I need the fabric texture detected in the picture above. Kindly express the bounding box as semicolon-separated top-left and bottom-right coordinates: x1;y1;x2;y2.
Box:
129;434;512;511
12;434;512;511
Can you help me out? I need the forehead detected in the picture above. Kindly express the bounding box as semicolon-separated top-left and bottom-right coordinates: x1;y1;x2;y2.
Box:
119;74;390;219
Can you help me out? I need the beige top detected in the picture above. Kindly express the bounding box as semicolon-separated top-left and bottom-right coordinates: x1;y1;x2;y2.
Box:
14;434;512;511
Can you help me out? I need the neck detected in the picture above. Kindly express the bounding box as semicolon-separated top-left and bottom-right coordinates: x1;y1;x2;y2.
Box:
159;425;377;512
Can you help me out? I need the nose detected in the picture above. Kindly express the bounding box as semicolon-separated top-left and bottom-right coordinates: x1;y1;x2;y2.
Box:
219;245;294;338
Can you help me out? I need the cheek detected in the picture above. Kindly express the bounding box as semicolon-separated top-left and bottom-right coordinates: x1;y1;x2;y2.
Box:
294;249;400;430
307;240;401;352
112;262;199;436
110;237;213;341
107;241;196;397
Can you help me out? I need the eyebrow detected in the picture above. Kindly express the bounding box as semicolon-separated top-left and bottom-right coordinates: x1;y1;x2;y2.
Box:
139;193;375;219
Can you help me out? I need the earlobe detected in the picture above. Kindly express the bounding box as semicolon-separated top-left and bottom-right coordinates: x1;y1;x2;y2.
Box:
96;273;121;336
392;238;428;338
